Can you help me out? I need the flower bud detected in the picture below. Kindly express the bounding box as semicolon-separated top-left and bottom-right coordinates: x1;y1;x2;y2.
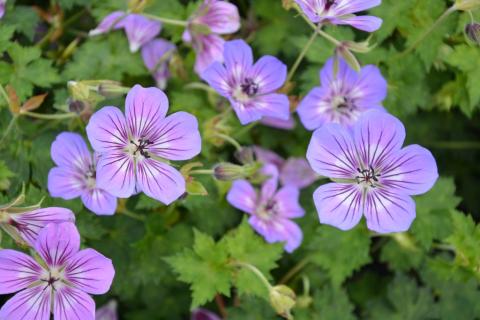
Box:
97;81;129;98
68;99;87;114
128;0;149;12
269;285;296;319
336;46;361;72
67;81;90;101
213;163;247;181
455;0;480;11
235;147;255;165
392;232;418;251
465;23;480;45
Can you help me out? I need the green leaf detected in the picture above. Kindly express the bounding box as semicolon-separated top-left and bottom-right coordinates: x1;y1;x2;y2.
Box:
0;160;14;191
310;285;356;320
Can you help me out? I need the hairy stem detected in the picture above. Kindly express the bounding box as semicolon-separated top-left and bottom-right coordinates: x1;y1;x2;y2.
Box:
141;13;188;26
279;257;310;284
286;24;320;83
231;261;272;290
21;111;78;120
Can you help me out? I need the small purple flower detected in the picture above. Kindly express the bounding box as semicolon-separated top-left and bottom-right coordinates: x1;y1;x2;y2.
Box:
89;12;162;52
86;85;202;205
183;0;241;73
0;0;6;19
297;57;387;130
48;132;118;216
202;40;290;125
307;111;438;233
141;39;176;89
0;222;115;320
0;207;74;247
294;0;383;32
227;165;305;252
96;301;118;320
191;308;221;320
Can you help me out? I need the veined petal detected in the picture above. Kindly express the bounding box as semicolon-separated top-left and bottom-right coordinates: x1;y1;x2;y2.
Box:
0;285;51;320
364;189;415;233
253;146;285;168
122;14;162;53
194;34;225;74
89;11;127;36
202;61;232;97
95;301;118;320
147;112;202;161
334;15;383;32
141;39;176;72
280;158;318;189
48;167;86;200
35;222;80;268
351;64;388;106
0;250;42;294
65;248;115;295
86;106;129;153
313;183;363;230
260;164;279;202
227;180;258;215
53;286;95;320
307;123;359;179
248;216;303;253
224;40;253;82
96;152;136;198
51;132;92;172
273;186;305;218
136;160;185;205
248;56;287;94
81;189;117;216
333;0;382;15
320;57;358;92
231;100;263;125
294;0;321;23
251;93;290;121
297;87;330;131
196;0;240;34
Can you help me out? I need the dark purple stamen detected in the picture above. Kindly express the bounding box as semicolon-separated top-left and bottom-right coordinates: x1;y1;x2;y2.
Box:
131;137;152;158
356;166;380;187
241;78;259;96
325;0;336;10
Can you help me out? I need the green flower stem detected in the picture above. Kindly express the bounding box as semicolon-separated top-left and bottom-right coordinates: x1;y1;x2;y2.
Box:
279;257;311;284
231;261;272;290
21;111;78;120
0;84;10;105
427;141;480;149
184;82;218;94
213;133;242;151
189;169;215;175
141;14;188;27
286;24;320;83
432;243;456;252
233;121;259;138
118;208;146;222
296;7;341;47
0;116;18;144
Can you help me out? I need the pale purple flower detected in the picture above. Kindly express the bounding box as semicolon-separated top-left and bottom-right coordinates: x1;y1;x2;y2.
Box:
307;111;438;233
89;12;162;52
86;85;202;205
202;40;290;125
0;207;74;247
96;301;118;320
183;0;240;73
0;0;6;19
227;165;304;252
297;57;387;130
294;0;383;32
141;39;176;89
0;222;115;320
253;146;317;189
191;308;221;320
261;116;296;130
48;132;118;216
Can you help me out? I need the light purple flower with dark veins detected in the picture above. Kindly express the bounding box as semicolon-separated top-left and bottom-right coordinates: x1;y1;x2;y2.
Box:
141;39;176;89
202;40;290;125
191;308;221;320
89;11;161;53
0;222;115;320
96;301;117;320
227;165;305;252
294;0;383;32
86;85;202;205
48;132;117;216
183;0;240;73
307;111;438;233
0;207;74;247
297;57;387;131
0;0;6;19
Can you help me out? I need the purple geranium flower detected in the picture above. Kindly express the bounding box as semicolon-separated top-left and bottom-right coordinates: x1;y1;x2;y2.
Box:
96;301;117;320
141;39;176;89
294;0;383;32
227;165;304;252
0;222;115;320
86;85;202;205
183;0;240;73
89;11;161;52
48;132;117;216
191;308;221;320
0;207;74;247
306;111;438;233
297;57;387;130
202;40;290;125
0;0;6;19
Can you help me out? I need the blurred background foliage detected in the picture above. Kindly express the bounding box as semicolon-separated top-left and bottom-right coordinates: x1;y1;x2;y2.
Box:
1;0;480;319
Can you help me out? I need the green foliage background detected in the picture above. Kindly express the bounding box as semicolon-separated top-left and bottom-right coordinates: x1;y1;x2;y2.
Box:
1;0;480;319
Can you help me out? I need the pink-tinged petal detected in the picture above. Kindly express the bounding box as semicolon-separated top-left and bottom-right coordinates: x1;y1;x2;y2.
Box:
136;160;186;205
11;207;75;247
273;186;305;218
227;180;258;214
260;116;296;130
248;56;287;94
54;286;95;320
307;124;359;179
297;87;331;131
253;146;285;168
380;145;439;196
125;85;169;139
147;112;202;161
95;152;136;198
0;285;51;320
193;34;225;74
260;164;279;202
122;14;162;53
81;189;117;216
364;189;416;233
48;167;85;200
320;57;358;91
223;40;253;82
334;15;383;32
191;308;221;320
65;248;115;295
252;93;290;121
201;61;232;97
313;183;363;231
86;106;129;153
0;250;42;294
354;111;405;169
96;301;118;320
280;158;318;189
333;0;382;15
248;216;303;253
35;222;80;268
89;11;127;36
352;65;387;105
51;132;92;172
196;0;240;34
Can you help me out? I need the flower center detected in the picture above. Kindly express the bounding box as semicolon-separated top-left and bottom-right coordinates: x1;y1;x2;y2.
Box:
41;268;65;290
355;166;381;188
257;199;277;220
128;137;152;159
325;0;336;10
85;164;96;189
233;78;259;103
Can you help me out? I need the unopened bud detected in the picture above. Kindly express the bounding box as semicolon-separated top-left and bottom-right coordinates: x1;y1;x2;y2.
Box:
97;81;129;98
336;46;361;72
235;147;255;165
68;99;87;114
67;81;90;100
214;163;246;181
455;0;480;11
465;23;480;44
269;285;296;319
342;38;375;53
